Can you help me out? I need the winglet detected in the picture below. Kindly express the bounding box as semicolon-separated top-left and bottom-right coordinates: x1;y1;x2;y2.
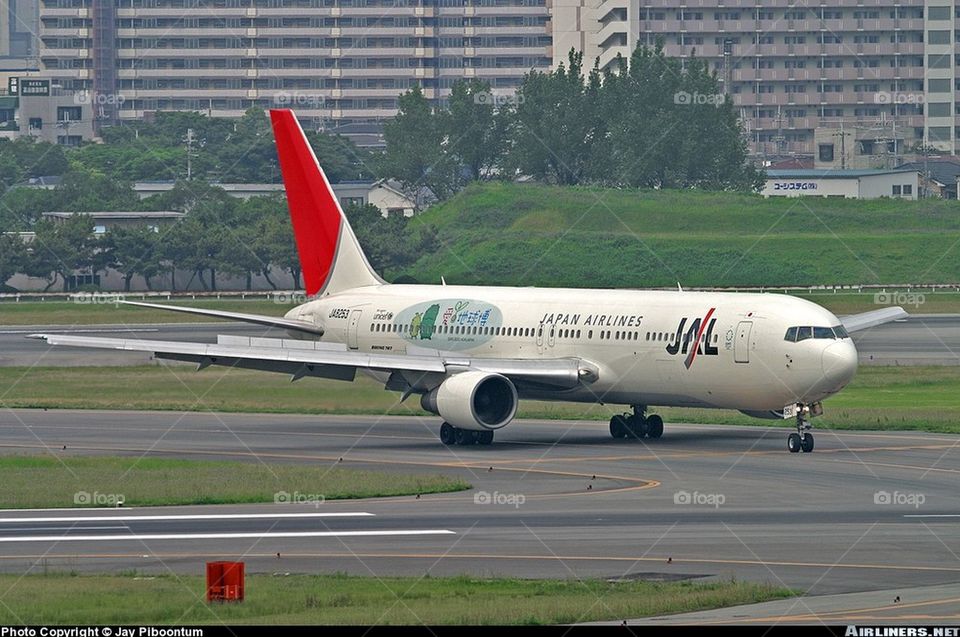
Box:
269;109;384;296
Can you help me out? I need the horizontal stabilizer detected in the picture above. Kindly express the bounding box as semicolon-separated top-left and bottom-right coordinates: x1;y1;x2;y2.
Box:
118;300;324;336
840;306;909;333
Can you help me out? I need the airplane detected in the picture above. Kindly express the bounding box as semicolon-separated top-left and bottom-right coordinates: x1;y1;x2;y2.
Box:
32;109;908;453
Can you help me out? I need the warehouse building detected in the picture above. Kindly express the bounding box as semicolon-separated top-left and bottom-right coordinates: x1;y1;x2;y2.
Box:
762;168;920;199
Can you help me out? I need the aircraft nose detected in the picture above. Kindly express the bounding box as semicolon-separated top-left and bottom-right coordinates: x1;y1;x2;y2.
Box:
821;340;858;388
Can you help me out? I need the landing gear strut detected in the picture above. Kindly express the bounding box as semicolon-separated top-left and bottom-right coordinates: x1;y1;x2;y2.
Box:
788;404;815;453
609;406;663;440
439;422;493;446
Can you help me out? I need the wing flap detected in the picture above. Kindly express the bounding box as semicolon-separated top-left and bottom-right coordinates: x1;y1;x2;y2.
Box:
840;306;909;333
33;334;446;374
31;333;591;389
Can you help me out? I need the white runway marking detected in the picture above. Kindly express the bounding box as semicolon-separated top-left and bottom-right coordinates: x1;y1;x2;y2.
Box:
0;512;374;524
0;530;455;542
904;514;960;518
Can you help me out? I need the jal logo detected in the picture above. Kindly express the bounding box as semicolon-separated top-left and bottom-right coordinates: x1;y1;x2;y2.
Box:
666;308;718;368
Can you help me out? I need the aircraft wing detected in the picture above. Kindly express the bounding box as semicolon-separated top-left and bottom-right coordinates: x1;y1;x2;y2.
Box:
839;306;909;333
28;333;594;390
117;300;324;336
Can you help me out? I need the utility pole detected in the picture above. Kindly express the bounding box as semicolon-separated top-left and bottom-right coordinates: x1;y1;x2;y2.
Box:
184;128;197;180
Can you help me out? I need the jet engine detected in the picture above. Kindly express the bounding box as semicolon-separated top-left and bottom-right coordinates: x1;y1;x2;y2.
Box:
420;371;518;431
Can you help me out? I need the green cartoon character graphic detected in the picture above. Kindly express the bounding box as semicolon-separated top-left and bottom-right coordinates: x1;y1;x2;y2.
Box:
419;304;440;339
410;312;422;338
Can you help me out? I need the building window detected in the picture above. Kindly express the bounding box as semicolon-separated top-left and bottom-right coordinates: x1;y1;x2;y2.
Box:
28;117;42;130
903;185;913;195
892;185;902;196
818;144;835;163
57;106;82;122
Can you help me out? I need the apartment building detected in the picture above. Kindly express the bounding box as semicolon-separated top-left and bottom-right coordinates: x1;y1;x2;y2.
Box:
1;0;39;70
37;0;552;137
554;0;958;163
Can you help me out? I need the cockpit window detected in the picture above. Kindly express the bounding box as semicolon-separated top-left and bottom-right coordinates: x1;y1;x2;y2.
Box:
784;325;851;342
813;326;834;339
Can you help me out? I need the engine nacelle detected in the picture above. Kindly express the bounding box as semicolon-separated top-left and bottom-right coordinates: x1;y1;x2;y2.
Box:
421;371;518;431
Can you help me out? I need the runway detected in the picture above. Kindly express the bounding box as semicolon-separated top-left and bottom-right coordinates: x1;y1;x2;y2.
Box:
0;408;957;622
1;314;958;367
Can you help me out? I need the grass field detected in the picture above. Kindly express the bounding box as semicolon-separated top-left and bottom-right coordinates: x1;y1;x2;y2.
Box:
0;455;468;509
401;182;960;288
1;364;957;433
0;572;791;624
0;298;297;325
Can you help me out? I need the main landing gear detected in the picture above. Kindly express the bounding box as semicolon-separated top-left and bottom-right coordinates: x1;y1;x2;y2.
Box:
439;422;494;446
609;405;663;440
787;404;815;453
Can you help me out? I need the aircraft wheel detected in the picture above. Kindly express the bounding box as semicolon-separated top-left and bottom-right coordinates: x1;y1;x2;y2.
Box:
439;422;456;445
627;416;649;439
456;429;478;445
787;433;802;453
800;433;815;453
646;415;664;439
609;415;628;439
478;430;494;445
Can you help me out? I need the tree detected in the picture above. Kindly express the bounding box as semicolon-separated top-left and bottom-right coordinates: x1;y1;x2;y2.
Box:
0;233;26;289
344;203;437;278
257;212;300;289
383;85;462;202
27;216;97;291
104;226;162;291
505;49;602;185
444;79;507;181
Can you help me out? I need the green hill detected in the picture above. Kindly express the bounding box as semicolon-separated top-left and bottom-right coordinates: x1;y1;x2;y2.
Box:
400;182;960;288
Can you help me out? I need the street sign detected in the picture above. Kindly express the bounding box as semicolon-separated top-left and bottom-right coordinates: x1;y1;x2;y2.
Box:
10;79;51;96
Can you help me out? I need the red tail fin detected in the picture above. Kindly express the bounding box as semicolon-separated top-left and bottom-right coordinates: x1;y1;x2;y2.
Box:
269;109;382;296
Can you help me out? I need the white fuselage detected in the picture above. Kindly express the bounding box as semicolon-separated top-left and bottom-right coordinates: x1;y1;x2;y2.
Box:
285;285;858;413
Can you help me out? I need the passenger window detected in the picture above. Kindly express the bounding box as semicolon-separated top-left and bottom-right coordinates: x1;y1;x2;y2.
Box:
814;326;834;339
796;326;813;341
784;326;798;342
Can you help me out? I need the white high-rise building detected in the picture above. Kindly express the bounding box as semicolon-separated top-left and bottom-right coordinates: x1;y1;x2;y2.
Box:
551;1;958;160
37;0;551;140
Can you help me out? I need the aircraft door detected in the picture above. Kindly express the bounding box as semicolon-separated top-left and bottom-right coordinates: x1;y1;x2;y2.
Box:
347;309;362;350
548;323;556;347
734;321;753;363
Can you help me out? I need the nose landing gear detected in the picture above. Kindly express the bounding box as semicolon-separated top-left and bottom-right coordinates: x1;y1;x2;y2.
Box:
788;404;815;453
